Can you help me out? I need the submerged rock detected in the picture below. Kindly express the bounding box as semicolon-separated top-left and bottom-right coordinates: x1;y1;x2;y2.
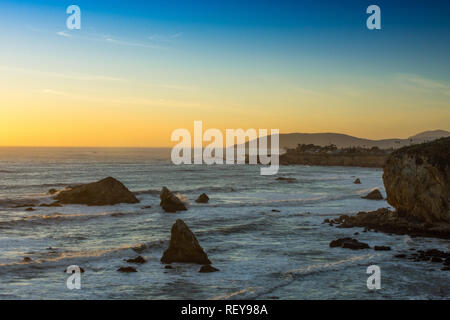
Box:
48;188;57;195
160;187;187;213
25;207;35;212
276;177;297;182
125;256;147;264
383;137;450;223
22;257;32;263
39;202;62;207
329;238;370;250
374;246;391;251
117;266;137;273
161;219;211;265
199;265;219;273
354;178;361;184
361;189;383;200
195;193;209;204
55;177;139;206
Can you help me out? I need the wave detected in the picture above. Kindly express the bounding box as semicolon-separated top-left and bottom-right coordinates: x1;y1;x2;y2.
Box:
0;183;69;191
0;239;167;273
0;198;41;208
206;192;367;208
212;253;380;300
134;186;237;196
0;210;144;229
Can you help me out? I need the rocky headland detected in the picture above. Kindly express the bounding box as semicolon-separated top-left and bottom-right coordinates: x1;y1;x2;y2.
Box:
330;138;450;239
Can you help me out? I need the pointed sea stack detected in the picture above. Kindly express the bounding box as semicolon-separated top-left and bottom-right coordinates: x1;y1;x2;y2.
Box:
161;219;211;265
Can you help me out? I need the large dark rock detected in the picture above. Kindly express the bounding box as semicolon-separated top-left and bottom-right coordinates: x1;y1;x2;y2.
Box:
383;137;450;223
195;193;209;204
353;178;361;184
55;177;139;206
161;219;211;265
361;189;383;200
160;187;187;213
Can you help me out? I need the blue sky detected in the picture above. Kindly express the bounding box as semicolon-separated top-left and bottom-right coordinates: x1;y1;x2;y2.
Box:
0;0;449;146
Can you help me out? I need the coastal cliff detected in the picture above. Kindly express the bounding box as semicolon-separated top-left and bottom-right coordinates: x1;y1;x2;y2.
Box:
331;137;450;238
383;137;450;223
279;144;389;167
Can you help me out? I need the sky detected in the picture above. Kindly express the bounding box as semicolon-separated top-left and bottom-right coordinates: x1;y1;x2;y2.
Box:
0;0;449;147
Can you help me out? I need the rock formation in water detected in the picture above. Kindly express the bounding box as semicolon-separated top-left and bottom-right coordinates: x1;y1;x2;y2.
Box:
199;265;219;273
383;137;450;223
55;177;139;206
161;219;211;265
160;187;187;213
353;178;361;184
125;256;147;264
117;266;137;273
361;189;383;200
195;193;209;203
329;237;370;250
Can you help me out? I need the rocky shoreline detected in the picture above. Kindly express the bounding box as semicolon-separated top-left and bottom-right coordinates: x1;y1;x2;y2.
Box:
280;153;388;167
326;137;450;239
325;208;450;239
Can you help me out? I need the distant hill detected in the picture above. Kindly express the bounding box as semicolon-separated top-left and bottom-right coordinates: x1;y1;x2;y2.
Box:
241;130;450;151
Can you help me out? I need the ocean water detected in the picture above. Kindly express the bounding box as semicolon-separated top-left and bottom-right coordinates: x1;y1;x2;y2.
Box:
0;147;449;300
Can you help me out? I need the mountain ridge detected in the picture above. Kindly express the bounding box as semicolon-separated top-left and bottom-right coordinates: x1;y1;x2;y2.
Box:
243;130;450;150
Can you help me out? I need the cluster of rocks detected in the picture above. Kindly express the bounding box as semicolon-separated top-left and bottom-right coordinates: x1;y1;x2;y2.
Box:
117;255;148;273
395;249;450;271
32;177;210;214
327;208;450;239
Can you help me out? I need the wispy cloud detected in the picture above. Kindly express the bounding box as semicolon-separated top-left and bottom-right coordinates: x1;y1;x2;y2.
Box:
103;37;162;49
148;32;183;42
27;25;166;50
41;89;66;95
56;31;71;37
0;66;127;82
395;73;450;95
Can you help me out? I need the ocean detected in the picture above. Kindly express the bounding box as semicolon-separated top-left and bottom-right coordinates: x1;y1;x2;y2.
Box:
0;147;449;299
